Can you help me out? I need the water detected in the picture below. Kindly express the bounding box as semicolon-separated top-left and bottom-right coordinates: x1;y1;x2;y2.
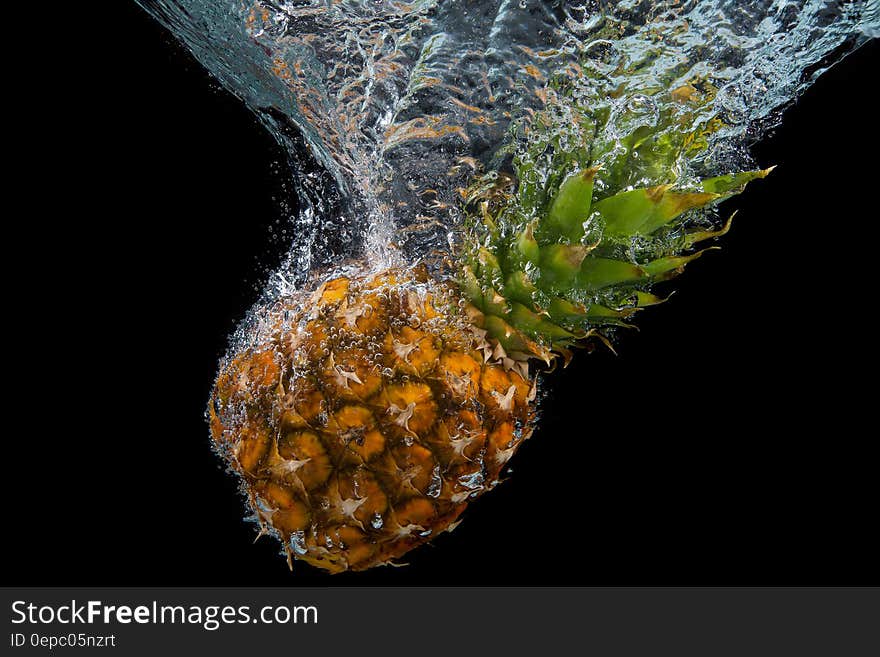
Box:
138;0;876;290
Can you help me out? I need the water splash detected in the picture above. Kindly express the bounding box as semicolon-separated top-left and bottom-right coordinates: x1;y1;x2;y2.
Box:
138;0;876;289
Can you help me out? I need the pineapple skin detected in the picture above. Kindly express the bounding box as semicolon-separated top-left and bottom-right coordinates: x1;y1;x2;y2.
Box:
210;267;536;572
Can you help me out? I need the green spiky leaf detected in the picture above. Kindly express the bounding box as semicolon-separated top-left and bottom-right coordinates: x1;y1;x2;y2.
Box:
543;167;600;242
575;257;646;291
701;167;774;198
593;185;720;237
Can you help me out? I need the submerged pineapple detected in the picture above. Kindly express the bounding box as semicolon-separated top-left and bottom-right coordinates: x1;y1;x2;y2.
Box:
211;268;536;571
210;91;772;571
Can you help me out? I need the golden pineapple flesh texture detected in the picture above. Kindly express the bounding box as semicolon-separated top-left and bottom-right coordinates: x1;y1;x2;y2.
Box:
209;267;536;572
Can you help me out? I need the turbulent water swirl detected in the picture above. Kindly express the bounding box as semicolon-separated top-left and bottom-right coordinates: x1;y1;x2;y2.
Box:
138;0;877;286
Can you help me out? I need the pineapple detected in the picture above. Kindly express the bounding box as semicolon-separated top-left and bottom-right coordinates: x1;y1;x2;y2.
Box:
209;94;772;573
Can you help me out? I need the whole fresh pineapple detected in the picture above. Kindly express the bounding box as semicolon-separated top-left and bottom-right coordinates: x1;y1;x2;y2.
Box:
209;86;771;572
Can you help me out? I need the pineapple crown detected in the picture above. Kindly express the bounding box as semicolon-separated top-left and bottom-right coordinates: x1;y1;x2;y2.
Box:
458;88;772;364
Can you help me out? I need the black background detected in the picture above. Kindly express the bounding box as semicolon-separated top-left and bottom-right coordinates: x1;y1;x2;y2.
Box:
8;3;877;586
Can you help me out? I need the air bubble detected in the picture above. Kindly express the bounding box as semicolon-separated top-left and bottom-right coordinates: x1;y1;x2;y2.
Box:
427;466;442;498
290;531;307;555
